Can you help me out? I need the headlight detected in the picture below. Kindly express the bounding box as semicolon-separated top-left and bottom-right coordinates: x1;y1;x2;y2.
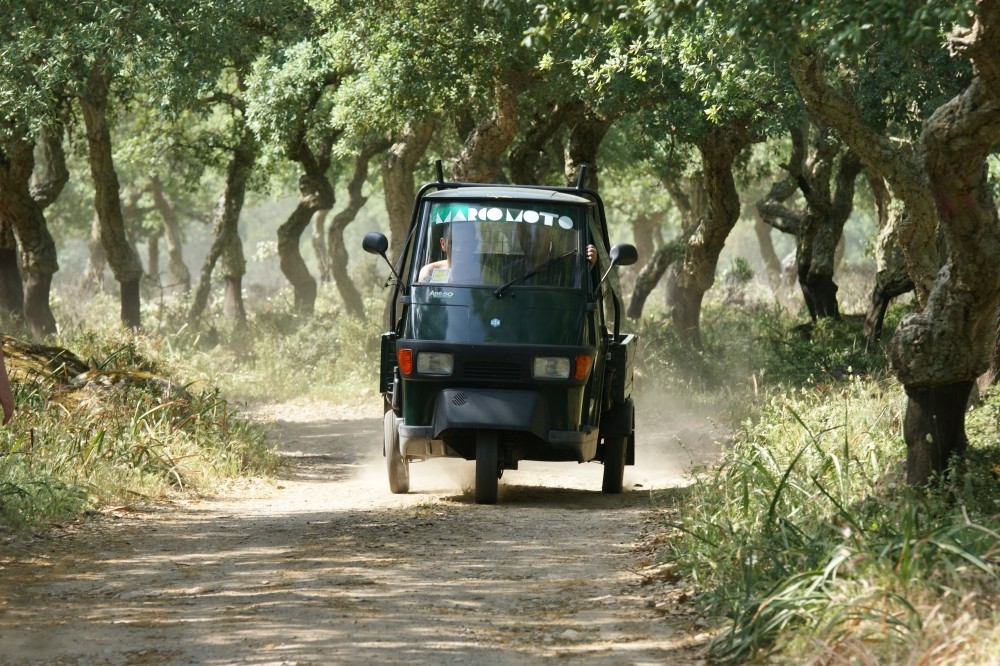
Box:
532;356;570;379
417;351;454;376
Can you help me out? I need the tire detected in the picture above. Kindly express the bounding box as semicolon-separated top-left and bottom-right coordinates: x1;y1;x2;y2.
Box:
384;411;409;494
474;430;500;505
601;436;627;494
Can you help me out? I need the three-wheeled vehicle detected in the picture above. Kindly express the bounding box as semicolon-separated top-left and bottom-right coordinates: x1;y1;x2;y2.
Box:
363;164;638;504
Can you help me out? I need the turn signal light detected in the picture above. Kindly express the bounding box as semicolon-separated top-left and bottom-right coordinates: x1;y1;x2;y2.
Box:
574;355;593;380
398;348;413;375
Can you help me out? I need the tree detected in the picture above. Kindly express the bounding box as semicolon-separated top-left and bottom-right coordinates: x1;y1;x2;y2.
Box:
757;120;862;321
0;126;66;336
676;0;997;483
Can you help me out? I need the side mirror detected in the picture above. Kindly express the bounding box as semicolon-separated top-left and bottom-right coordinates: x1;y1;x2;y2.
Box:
362;231;401;285
595;243;639;294
362;231;389;257
609;244;638;267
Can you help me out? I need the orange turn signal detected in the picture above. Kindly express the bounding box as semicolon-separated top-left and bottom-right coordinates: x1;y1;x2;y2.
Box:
574;355;593;380
398;348;413;375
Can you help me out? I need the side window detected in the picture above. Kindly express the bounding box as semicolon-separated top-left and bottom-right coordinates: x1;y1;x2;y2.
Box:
588;214;614;330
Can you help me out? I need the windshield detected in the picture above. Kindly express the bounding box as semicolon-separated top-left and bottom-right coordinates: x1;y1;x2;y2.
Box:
414;201;586;289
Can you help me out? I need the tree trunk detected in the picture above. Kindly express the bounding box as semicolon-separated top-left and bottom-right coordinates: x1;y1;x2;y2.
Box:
0;131;65;337
147;232;160;281
563;105;613;190
791;52;939;308
903;381;973;484
753;213;784;291
862;172;914;344
800;146;862;320
0;139;65;339
278;132;336;314
84;215;106;290
0;221;23;317
672;124;751;347
150;175;191;292
222;275;245;321
311;209;332;284
189;129;256;324
509;103;571;185
888;4;1000;484
453;81;518;184
328;141;389;318
758;120;860;321
382;121;434;261
626;242;675;319
78;67;144;329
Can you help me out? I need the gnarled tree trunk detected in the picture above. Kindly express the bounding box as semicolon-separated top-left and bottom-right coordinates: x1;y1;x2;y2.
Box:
862;172;914;344
509;102;571;185
791;53;939;310
328;141;390;318
0;130;64;337
673;125;751;347
311;209;332;284
278;133;336;315
0;220;23;317
563;105;613;190
889;2;1000;485
150;175;191;293
382;121;434;261
758;120;861;321
453;80;518;184
78;67;144;329
190;128;256;325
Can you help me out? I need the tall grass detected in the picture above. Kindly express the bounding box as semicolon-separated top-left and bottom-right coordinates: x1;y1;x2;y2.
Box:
3;280;389;529
653;302;1000;664
1;326;278;531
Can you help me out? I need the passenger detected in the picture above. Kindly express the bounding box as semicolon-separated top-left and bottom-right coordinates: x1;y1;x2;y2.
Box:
504;223;597;286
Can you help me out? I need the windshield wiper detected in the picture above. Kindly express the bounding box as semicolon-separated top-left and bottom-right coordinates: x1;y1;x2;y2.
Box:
493;249;577;298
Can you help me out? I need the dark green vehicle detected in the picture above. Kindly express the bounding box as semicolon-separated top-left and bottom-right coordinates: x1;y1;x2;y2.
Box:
363;166;638;504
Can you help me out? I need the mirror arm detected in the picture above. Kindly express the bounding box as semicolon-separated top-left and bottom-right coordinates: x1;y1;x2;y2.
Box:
380;252;403;288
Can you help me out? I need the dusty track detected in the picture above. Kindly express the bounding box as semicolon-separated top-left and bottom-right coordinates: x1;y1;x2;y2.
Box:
0;399;722;665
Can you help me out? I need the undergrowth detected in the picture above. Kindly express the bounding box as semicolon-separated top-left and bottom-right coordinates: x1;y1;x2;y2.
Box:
0;327;278;531
651;302;1000;664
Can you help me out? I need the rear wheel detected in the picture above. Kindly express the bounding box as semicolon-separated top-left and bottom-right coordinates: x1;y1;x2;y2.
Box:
384;411;409;494
601;436;627;494
475;430;500;505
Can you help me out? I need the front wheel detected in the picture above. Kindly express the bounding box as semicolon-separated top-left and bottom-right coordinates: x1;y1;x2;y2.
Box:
384;411;409;494
601;436;627;494
475;430;500;505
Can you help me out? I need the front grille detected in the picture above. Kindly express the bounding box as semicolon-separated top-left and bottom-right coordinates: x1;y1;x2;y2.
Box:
463;361;523;381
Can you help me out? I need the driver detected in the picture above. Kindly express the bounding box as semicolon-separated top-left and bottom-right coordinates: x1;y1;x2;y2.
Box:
417;224;453;282
418;223;481;282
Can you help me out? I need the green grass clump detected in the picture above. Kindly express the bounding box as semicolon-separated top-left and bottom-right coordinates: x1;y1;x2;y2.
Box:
1;330;278;531
658;371;1000;664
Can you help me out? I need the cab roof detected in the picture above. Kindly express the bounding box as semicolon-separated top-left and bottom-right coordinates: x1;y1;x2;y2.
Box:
424;186;591;205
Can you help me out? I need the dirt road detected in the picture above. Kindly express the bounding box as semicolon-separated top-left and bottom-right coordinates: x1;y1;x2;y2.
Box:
0;399;723;665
